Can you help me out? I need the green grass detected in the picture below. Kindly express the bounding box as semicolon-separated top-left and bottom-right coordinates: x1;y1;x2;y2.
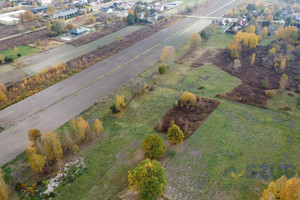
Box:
2;39;300;200
0;45;39;59
201;33;235;48
267;91;300;118
259;35;276;46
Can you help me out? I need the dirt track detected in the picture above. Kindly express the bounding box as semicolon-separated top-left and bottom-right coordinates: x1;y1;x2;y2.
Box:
0;0;244;166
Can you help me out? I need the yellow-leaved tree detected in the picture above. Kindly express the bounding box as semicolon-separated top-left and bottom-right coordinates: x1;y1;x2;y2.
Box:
189;32;202;48
246;25;256;34
0;169;9;200
251;53;256;65
234;31;259;49
279;73;289;90
280;57;286;70
262;26;268;38
181;92;196;107
0;83;7;102
167;121;184;144
93;119;104;135
116;95;127;113
28;129;42;144
260;175;300;200
75;117;91;144
160;46;175;67
42;132;63;163
27;147;46;173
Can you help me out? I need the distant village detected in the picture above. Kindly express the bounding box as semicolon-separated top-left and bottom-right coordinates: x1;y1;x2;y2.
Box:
0;0;184;27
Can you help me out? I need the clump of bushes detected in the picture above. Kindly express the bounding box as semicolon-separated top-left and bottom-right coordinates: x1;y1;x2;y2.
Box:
110;95;127;113
265;90;276;98
158;65;167;74
141;134;166;159
297;96;300;105
180;92;196;107
167;121;184;144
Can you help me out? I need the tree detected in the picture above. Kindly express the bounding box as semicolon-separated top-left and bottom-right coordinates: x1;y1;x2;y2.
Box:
160;46;175;67
269;47;276;54
233;31;259;49
47;5;56;15
126;14;135;25
74;117;91;144
27;147;46;173
181;92;196;107
189;32;202;48
0;83;6;102
84;11;87;18
28;129;42;144
246;25;256;34
262;26;268;38
46;21;51;30
141;134;166;159
93;119;104;135
260;176;300;200
279;73;289;90
247;3;256;11
13;46;19;55
200;30;209;41
66;23;75;31
0;55;5;64
42;132;63;163
276;26;298;42
32;26;36;31
280;58;286;70
128;8;134;16
51;20;67;36
128;159;167;200
251;53;256;65
36;13;41;20
0;169;9;200
33;1;38;7
167;121;184;144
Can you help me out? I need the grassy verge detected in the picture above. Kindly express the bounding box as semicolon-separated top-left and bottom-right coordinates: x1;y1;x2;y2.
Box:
0;45;39;59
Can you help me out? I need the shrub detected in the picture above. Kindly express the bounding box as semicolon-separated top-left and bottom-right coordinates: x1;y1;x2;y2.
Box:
111;95;127;113
265;90;276;98
158;65;167;74
28;129;42;143
17;53;22;57
4;56;14;62
167;121;184;144
92;119;104;135
262;77;269;88
128;159;166;200
141;134;166;159
279;105;292;110
180;92;196;107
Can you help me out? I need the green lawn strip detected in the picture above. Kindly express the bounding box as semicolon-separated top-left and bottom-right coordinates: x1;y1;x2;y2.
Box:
166;100;300;199
201;33;235;48
0;45;39;59
259;35;276;46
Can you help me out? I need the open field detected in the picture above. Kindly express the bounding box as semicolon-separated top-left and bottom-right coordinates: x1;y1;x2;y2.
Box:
0;45;39;59
2;28;300;199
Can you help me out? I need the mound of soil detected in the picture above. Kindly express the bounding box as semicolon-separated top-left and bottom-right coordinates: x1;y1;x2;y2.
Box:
155;97;220;139
181;44;300;108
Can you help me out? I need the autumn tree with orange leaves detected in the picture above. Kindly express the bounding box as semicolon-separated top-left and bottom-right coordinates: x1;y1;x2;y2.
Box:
189;32;202;48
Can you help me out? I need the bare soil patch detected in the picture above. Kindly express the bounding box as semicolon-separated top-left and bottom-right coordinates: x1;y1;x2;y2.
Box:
0;20;44;39
29;38;65;52
156;97;220;138
178;44;300;107
0;29;51;52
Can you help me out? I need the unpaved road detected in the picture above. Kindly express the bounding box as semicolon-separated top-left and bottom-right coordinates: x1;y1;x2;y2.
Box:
0;0;243;166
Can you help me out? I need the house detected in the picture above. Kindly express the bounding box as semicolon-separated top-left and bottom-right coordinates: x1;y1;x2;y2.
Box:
31;5;48;14
70;27;87;35
100;7;113;13
53;8;77;19
280;6;294;17
247;10;257;18
235;18;247;30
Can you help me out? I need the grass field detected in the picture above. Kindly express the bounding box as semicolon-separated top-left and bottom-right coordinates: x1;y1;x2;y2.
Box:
2;30;299;200
164;0;206;14
201;32;235;48
0;45;39;59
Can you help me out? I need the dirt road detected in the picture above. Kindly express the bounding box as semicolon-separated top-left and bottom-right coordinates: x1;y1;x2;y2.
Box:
0;0;243;166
